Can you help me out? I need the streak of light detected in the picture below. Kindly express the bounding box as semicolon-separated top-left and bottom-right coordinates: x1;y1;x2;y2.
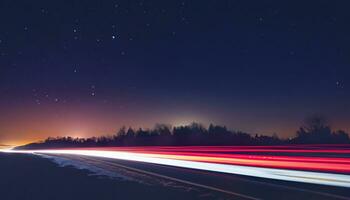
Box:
83;145;350;154
2;148;350;188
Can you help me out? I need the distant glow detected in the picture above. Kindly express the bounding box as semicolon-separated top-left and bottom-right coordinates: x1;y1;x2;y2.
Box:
170;115;208;127
3;146;350;188
0;146;14;151
172;120;193;127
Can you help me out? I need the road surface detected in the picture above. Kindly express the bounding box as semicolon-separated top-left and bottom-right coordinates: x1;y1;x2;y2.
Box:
53;154;350;200
5;145;350;199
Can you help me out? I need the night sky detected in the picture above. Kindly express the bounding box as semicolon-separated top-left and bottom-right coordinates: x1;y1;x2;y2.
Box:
1;0;350;145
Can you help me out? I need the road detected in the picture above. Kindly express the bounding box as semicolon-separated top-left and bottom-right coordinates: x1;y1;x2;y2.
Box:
53;154;350;200
5;145;350;199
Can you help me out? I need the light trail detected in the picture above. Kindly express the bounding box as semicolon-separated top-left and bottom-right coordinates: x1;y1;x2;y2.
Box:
3;146;350;188
102;151;350;173
85;145;350;154
57;146;350;173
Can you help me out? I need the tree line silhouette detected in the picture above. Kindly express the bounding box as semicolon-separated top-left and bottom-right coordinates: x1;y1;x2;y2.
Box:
16;116;350;150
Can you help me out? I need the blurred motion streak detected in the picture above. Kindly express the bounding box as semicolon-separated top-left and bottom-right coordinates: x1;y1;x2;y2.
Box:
3;145;350;188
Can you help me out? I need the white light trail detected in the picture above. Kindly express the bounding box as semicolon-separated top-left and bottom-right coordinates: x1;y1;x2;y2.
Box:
3;149;350;188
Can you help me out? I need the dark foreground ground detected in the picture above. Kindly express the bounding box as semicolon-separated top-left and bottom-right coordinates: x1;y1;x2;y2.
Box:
0;153;209;200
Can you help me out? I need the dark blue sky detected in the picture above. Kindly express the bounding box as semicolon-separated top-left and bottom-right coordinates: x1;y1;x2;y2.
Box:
0;0;349;144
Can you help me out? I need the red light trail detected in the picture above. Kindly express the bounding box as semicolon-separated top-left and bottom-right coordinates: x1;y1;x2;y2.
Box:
70;145;350;173
3;145;350;188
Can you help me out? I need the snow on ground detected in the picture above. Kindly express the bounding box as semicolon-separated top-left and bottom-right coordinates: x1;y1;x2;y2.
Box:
38;153;202;195
38;154;134;181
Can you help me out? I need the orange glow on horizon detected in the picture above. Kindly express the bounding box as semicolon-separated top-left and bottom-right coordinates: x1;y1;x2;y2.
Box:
0;104;349;146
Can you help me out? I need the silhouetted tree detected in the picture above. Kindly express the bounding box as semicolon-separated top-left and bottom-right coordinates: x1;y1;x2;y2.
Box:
15;117;349;150
332;130;350;143
126;127;135;137
154;124;172;136
293;115;349;144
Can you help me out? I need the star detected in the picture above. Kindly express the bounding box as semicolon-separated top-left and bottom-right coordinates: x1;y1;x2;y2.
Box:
40;8;48;14
112;35;116;39
35;99;41;105
336;81;344;89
